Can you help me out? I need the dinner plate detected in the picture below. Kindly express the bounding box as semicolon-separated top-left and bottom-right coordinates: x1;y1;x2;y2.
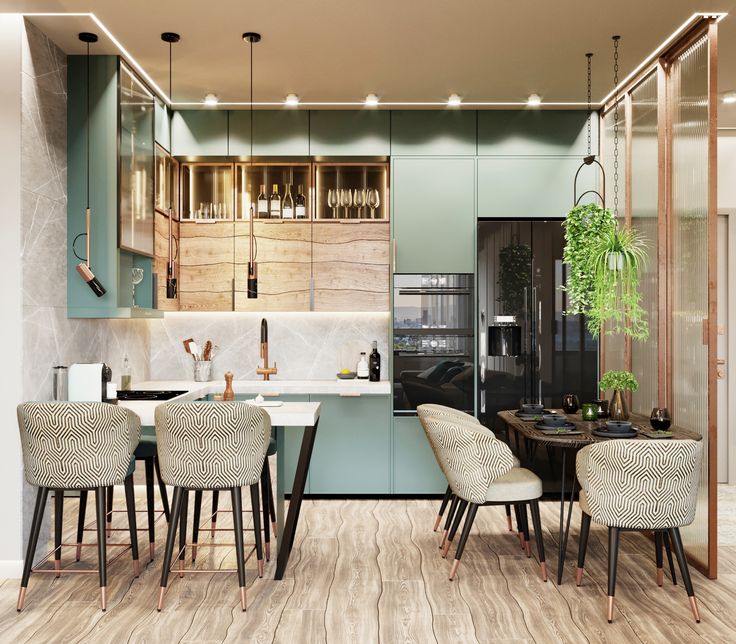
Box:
534;421;577;431
516;410;551;420
592;428;637;439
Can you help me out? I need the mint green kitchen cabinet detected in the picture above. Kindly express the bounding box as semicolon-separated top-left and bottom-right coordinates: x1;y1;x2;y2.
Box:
309;111;390;156
229;110;309;156
171;110;228;156
391;110;477;156
392;416;447;494
391;157;476;273
477;157;597;219
308;395;391;494
477;110;595;156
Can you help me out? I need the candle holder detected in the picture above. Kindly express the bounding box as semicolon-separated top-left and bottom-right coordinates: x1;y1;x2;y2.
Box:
581;403;598;422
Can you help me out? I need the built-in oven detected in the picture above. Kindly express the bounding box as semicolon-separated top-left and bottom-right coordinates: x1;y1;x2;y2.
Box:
393;274;474;415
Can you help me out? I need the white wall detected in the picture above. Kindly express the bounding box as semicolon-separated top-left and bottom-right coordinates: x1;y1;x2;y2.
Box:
0;13;24;578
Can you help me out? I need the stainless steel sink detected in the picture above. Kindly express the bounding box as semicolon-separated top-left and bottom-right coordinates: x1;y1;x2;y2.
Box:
116;390;187;401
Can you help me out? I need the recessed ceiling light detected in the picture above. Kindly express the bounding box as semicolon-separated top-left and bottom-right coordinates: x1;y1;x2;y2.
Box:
527;93;542;107
204;93;219;106
365;93;379;107
447;93;462;107
285;93;300;107
723;91;736;104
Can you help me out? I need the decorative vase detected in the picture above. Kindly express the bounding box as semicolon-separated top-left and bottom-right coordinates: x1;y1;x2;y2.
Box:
562;393;580;414
607;251;624;271
609;389;629;421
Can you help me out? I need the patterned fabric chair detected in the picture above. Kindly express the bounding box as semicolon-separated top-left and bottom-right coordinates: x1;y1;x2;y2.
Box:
16;402;141;612
575;439;702;623
155;401;271;612
419;412;547;582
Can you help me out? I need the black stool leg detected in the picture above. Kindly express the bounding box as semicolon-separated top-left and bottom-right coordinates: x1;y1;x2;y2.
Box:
576;511;591;586
250;483;264;577
123;474;140;577
443;499;468;558
178;488;189;577
144;457;156;561
158;486;183;611
435;486;452;532
607;527;621;623
519;504;531;557
513;504;525;549
17;487;49;611
440;495;458;551
668;527;700;622
655;531;664;586
105;486;114;538
504;504;513;532
54;489;63;577
154;456;170;522
95;487;108;611
76;490;88;561
231;487;247;611
192;490;202;562
265;460;276;538
210;490;219;538
449;503;478;580
529;499;547;581
663;531;677;585
261;465;271;561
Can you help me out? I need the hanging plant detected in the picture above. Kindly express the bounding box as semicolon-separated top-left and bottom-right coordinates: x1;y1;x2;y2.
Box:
586;224;649;340
497;243;532;315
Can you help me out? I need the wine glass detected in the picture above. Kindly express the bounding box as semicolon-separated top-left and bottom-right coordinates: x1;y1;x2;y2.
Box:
339;188;353;219
327;189;338;219
353;189;366;219
366;188;380;219
650;407;672;431
131;268;144;307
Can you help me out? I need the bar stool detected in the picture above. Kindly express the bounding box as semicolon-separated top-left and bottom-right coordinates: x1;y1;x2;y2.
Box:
16;402;141;611
155;401;270;611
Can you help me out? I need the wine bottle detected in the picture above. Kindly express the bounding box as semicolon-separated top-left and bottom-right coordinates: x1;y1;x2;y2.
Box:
369;341;381;382
269;183;281;218
257;184;268;219
295;184;307;219
283;183;294;219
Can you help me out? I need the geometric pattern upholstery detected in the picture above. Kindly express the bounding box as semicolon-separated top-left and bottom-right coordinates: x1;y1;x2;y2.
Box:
17;402;141;489
575;440;702;530
155;401;271;490
419;414;516;505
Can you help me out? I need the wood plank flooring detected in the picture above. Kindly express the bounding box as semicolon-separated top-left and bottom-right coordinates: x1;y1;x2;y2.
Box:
2;489;736;643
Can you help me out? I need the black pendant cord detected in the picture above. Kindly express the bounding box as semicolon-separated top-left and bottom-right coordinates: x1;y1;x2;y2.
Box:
612;35;621;220
86;40;90;211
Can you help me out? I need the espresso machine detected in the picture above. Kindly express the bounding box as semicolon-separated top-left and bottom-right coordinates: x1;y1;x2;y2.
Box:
68;363;114;402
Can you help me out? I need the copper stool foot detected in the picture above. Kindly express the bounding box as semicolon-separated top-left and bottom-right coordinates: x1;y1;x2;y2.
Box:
525;541;531;558
106;521;112;539
272;521;278;539
540;562;548;582
192;544;198;563
607;596;615;623
149;542;155;561
100;586;107;611
656;567;664;587
76;544;82;562
133;559;141;578
240;586;246;612
575;567;584;586
439;529;448;551
506;515;513;532
433;515;442;532
179;560;185;578
157;586;166;611
54;559;61;578
265;542;271;562
449;559;460;581
689;596;701;623
210;521;216;538
17;587;27;612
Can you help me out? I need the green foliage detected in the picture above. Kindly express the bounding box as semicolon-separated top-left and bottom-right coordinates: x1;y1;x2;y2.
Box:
599;370;639;392
497;243;532;315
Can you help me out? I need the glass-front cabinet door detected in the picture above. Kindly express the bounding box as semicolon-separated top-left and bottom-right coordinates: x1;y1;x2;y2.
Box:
314;162;388;220
180;163;234;221
155;143;179;217
119;62;155;256
234;163;311;220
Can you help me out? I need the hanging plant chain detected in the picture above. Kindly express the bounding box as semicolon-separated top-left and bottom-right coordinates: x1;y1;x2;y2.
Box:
586;53;592;156
612;35;620;220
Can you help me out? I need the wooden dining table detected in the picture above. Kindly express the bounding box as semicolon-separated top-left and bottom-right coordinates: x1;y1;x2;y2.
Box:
497;409;701;585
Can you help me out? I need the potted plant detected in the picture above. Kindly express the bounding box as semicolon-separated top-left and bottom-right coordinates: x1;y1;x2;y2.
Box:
599;370;639;421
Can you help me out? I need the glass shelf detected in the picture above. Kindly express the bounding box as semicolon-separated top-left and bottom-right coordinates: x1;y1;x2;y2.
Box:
315;162;388;220
180;162;234;221
155;144;179;218
234;163;311;221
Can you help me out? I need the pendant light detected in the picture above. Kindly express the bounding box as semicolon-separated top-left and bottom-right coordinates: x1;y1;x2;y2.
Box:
243;32;261;298
73;32;106;297
161;31;180;299
572;52;606;207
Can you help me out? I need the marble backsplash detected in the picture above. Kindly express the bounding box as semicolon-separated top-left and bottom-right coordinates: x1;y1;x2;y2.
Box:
148;312;390;382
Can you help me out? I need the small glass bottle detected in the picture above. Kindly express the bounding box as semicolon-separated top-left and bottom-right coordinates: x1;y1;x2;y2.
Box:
282;183;294;219
295;184;307;219
121;355;132;391
357;352;369;379
257;184;268;219
369;341;381;382
269;183;281;218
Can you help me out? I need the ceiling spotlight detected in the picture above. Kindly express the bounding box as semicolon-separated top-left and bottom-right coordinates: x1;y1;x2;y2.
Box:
365;93;379;107
723;91;736;104
527;93;542;107
204;93;219;106
447;93;462;107
285;93;299;107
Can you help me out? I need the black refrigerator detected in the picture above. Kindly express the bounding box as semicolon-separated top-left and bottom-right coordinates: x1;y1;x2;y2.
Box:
478;220;598;430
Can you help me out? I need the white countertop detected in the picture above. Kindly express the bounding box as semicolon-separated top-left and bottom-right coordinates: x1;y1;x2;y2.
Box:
117;378;389;426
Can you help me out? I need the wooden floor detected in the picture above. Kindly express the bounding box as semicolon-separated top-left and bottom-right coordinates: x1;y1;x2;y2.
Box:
2;490;736;643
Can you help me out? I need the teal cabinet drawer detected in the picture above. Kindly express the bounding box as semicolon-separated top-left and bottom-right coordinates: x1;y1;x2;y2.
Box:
229;110;309;156
309;395;391;494
309;111;390;156
390;111;476;156
477;157;596;219
477;110;595;156
392;416;447;494
171;110;228;156
392;157;475;273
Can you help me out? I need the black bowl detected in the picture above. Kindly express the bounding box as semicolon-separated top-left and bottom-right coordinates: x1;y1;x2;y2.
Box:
542;413;568;427
521;403;544;414
605;420;633;433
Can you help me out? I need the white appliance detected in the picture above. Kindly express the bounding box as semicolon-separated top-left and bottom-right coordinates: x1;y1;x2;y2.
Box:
68;363;112;402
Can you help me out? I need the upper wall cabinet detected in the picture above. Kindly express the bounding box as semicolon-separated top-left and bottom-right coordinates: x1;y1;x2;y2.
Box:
477;110;596;156
309;111;390;156
390;111;476;156
229;111;309;156
154;98;170;151
171;110;228;156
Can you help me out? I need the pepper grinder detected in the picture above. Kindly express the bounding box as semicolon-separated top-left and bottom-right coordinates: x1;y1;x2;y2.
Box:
224;371;234;401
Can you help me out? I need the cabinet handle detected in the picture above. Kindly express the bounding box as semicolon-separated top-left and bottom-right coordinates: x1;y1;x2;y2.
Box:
261;392;280;397
339;392;361;397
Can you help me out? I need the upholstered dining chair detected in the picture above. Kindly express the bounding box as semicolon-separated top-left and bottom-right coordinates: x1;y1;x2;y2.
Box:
420;413;547;582
16;402;141;612
155;401;271;611
575;439;703;623
417;404;523;550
